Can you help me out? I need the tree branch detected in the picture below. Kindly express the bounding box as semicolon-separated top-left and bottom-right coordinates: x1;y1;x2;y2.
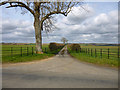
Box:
42;11;67;22
0;1;35;15
0;1;8;6
6;4;24;8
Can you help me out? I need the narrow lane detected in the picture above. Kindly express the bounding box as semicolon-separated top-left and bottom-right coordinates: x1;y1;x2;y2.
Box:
2;46;118;88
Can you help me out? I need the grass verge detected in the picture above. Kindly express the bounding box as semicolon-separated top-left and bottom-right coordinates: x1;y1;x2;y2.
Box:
70;53;118;67
2;53;54;63
2;44;55;63
68;47;119;68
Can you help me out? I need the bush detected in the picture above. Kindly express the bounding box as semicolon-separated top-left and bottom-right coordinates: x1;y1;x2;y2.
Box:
49;43;64;54
49;43;58;51
70;44;81;52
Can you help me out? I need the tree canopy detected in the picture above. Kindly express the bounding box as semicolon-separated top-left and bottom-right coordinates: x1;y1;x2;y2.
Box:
0;0;82;53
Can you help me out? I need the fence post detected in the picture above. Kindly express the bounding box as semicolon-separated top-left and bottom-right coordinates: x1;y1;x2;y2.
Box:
11;47;13;57
118;47;119;59
88;48;89;55
45;48;47;53
86;48;87;54
95;48;96;57
32;47;33;55
27;47;28;56
108;48;109;59
21;47;22;56
91;49;92;56
101;49;102;58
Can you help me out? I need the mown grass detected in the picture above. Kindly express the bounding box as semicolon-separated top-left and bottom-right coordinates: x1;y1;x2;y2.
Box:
68;44;119;60
2;44;55;63
68;45;119;67
70;53;118;67
2;53;54;63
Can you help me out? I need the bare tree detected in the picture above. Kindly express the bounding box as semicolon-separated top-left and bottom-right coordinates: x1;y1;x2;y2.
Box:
61;37;68;44
0;0;82;53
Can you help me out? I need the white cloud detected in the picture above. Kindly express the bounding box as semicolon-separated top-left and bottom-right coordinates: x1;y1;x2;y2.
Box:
53;8;118;43
62;4;95;25
14;32;22;35
1;4;118;44
2;19;35;43
109;10;118;22
94;13;109;25
82;34;91;37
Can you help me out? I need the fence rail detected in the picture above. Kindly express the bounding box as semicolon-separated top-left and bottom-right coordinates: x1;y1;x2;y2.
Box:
74;48;120;60
2;46;120;60
2;47;48;57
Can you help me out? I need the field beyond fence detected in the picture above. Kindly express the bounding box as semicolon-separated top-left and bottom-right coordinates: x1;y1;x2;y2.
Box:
1;44;54;63
2;45;49;57
68;44;119;67
76;48;119;60
1;44;64;63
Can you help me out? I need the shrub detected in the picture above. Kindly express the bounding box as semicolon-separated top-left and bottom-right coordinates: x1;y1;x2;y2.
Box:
49;43;64;54
49;43;58;51
70;44;81;52
56;43;64;49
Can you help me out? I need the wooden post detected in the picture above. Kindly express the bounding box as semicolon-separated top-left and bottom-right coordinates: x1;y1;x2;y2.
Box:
80;48;81;53
95;48;96;57
76;48;78;53
88;48;89;55
21;47;22;56
86;48;87;54
27;47;28;56
91;49;92;56
118;48;119;59
108;48;109;59
101;49;102;58
45;48;47;53
11;47;13;57
32;47;33;55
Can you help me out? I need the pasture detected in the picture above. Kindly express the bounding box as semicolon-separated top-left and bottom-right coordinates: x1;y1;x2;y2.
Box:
1;43;119;67
68;44;119;67
81;45;119;60
2;44;54;63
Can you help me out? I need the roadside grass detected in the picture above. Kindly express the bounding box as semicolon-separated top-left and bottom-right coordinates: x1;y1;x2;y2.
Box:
2;53;54;63
70;53;118;67
2;44;55;63
68;46;119;67
80;45;119;60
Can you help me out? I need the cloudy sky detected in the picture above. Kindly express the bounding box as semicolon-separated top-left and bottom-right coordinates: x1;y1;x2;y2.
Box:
0;2;118;44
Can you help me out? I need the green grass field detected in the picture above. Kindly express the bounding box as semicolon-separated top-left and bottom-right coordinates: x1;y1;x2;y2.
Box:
2;44;55;63
68;44;119;67
80;45;119;60
1;43;119;67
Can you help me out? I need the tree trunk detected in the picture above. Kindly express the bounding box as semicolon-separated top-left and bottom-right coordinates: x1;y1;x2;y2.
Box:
34;16;43;54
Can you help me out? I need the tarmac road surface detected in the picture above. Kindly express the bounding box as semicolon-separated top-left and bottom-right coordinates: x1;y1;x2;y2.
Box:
2;46;118;88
